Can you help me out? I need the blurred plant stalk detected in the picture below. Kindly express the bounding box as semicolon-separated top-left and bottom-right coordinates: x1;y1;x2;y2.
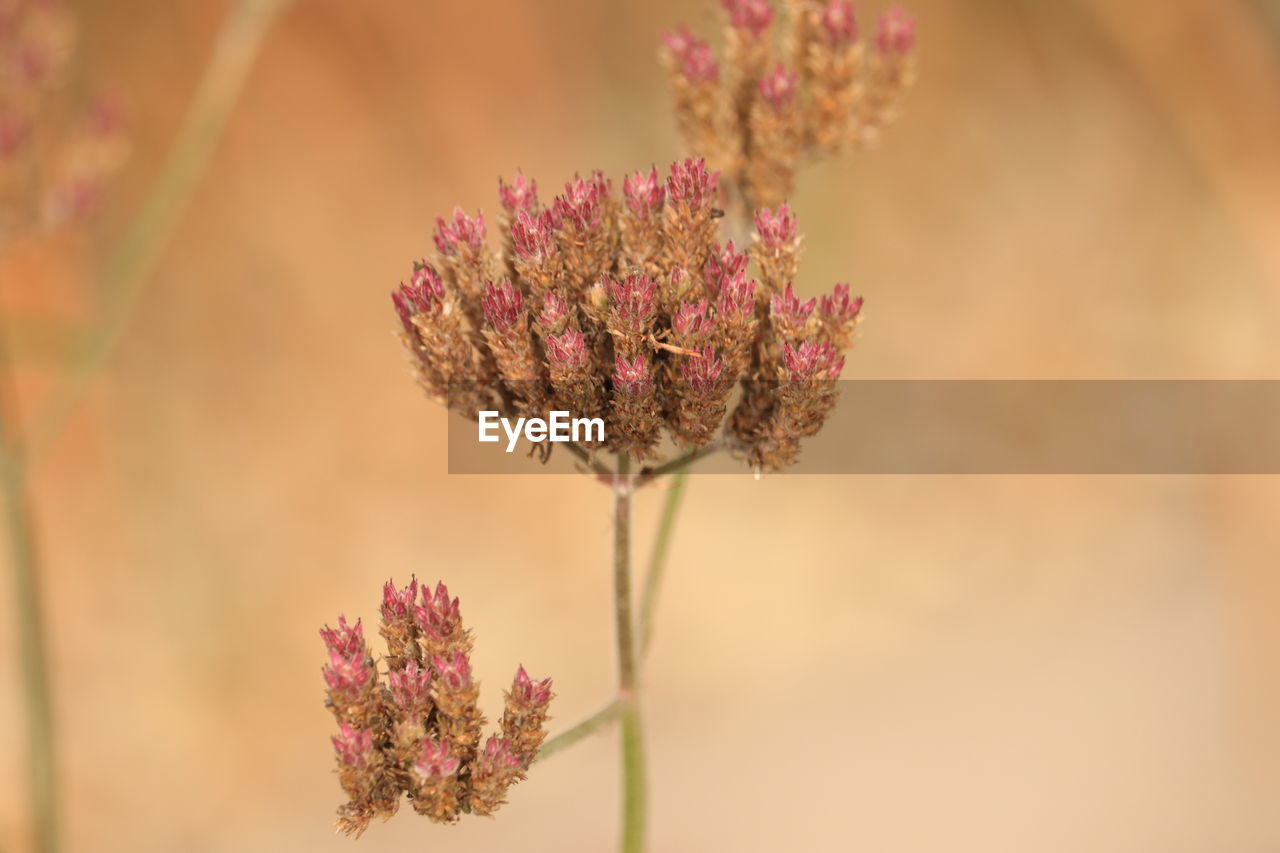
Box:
0;1;289;849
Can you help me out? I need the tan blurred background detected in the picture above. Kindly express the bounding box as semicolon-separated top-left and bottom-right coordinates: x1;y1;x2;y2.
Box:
3;0;1280;850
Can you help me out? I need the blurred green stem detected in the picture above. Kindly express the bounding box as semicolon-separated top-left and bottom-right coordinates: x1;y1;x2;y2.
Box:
0;341;56;853
639;471;687;657
25;0;290;464
0;4;287;851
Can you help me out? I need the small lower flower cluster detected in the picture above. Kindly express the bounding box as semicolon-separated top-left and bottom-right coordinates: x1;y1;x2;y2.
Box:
393;158;861;472
662;0;917;213
321;579;552;835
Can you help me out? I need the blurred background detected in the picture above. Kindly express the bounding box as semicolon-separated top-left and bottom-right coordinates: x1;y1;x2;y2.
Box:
2;0;1280;850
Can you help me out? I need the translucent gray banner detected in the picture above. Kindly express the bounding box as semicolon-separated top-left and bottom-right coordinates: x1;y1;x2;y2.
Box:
445;381;1280;474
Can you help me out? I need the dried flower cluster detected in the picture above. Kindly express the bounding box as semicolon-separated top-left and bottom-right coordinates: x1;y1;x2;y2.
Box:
0;0;126;239
321;579;553;835
661;0;917;212
393;158;862;472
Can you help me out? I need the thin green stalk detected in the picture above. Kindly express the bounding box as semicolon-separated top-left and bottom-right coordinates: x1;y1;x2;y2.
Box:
613;454;646;853
536;699;625;762
0;391;55;853
25;0;291;464
638;471;687;658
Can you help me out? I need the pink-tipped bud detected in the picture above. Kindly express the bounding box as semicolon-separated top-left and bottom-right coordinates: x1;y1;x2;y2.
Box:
414;581;461;643
722;0;773;36
332;722;375;768
498;171;538;214
623;166;665;217
482;280;523;333
381;577;420;624
535;291;570;334
320;615;364;658
820;0;858;44
783;340;845;380
554;175;604;232
705;241;749;289
415;738;461;779
477;736;524;773
0;109;30;159
392;263;446;330
511;209;558;263
759;64;798;111
432;651;472;692
388;659;433;711
546;328;588;369
667;158;719;210
613;354;654;396
433;207;486;256
716;271;758;319
754;204;798;249
876;6;916;55
608;274;658;331
662;26;720;82
673;299;712;340
682;347;725;395
820;283;863;322
511;666;554;709
772;283;817;325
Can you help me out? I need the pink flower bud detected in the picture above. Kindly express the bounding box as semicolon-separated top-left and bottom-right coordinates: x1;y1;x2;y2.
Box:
673;299;712;340
876;6;916;55
388;659;433;711
705;241;748;290
433;207;486;256
554;175;604;232
759;64;798;112
511;666;553;709
546;328;588;369
681;347;725;395
613;354;654;396
415;738;461;779
0;108;30;159
482;280;523;333
535;291;570;334
716;271;758;319
381;577;420;625
783;340;845;380
498;171;538;214
820;283;863;322
477;736;524;774
608;274;658;331
662;26;720;82
432;651;472;692
392;263;446;331
666;158;719;210
754;204;798;249
820;0;857;45
320;615;364;658
332;722;374;768
722;0;772;36
511;209;558;263
771;283;817;325
623;166;665;217
414;582;461;643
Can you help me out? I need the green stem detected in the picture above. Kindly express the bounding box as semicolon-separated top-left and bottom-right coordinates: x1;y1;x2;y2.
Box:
638;471;688;658
25;0;290;464
613;455;646;853
0;341;56;852
536;699;625;762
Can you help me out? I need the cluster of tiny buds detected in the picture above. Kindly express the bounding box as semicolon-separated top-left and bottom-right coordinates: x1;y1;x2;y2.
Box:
392;156;863;472
661;0;917;213
320;578;553;834
0;0;127;238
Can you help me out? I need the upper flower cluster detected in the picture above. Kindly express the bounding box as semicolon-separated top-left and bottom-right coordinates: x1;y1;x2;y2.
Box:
393;158;862;472
661;0;917;212
321;579;553;834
